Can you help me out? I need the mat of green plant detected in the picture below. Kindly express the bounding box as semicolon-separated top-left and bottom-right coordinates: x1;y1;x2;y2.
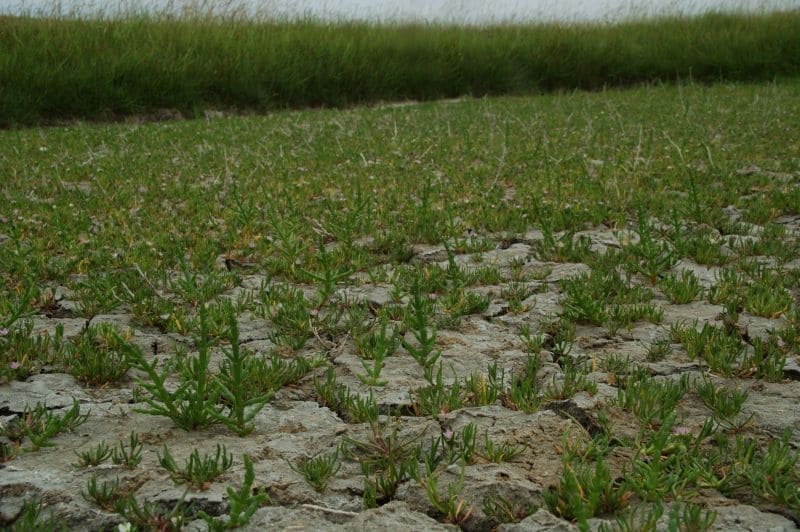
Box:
0;81;799;530
2;10;800;127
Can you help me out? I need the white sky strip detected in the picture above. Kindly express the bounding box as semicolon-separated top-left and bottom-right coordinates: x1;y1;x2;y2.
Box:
2;0;798;23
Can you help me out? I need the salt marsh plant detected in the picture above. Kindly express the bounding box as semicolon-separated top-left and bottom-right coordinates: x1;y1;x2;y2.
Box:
199;455;268;530
125;306;223;430
289;449;341;492
610;373;689;427
4;10;800;128
158;444;234;490
125;303;271;433
414;364;465;416
4;64;800;528
695;377;753;431
112;430;144;468
213;304;273;435
1;399;89;452
421;464;475;525
64;323;131;386
302;237;353;307
544;452;629;526
259;285;312;350
356;311;400;386
658;269;703;304
74;440;112;467
0;321;65;382
402;277;441;382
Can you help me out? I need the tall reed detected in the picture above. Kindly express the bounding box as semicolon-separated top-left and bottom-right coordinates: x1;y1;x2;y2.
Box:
1;9;798;126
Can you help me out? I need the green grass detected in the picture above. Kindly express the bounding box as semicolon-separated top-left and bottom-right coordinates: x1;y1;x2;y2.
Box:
1;9;799;126
1;81;797;295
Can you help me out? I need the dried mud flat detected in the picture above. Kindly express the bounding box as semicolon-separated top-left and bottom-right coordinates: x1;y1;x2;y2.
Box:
2;217;800;532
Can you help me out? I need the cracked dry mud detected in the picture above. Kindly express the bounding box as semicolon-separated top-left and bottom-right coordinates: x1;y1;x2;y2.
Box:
2;218;800;531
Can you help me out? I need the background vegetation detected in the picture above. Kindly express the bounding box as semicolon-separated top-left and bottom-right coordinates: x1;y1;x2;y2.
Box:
2;9;799;126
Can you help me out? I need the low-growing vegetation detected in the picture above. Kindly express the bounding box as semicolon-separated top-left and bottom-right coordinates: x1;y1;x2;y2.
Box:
0;69;799;529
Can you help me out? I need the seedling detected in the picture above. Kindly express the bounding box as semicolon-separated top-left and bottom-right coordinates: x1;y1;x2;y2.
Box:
679;232;727;266
236;351;316;399
645;338;673;362
659;269;704;304
72;272;121;317
356;311;399;386
82;475;124;511
667;502;717;531
361;453;419;507
708;267;746;304
463;362;504;407
602;502;664;532
671;321;746;377
695;377;753;431
74;440;112;467
64;323;131;386
533;226;592;263
501;281;535;314
480;430;526;463
171;259;233;306
610;372;689;427
112;430;144;469
0;280;37;330
438;288;490;326
421;463;475;525
623;210;677;284
742;335;786;381
10;496;64;531
402;277;441;382
627;413;703;502
442;422;479;465
341;419;425;472
518;323;545;354
314;366;353;416
213;303;272;436
158;444;234;490
1;321;66;382
289;449;341;492
261;284;312;350
503;356;544;414
544;358;597;401
302;236;353;307
199;455;269;530
744;282;792;318
116;493;188;532
482;494;537;526
606;303;664;334
414;363;464;415
0;399;89;451
544;452;629;526
124;305;223;431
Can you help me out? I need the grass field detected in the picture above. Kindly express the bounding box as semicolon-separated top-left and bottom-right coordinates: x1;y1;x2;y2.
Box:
1;9;800;127
1;80;799;529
